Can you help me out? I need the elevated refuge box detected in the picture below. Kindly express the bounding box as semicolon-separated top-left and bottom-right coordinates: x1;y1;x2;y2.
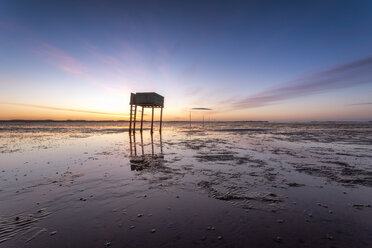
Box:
130;92;164;107
129;92;164;133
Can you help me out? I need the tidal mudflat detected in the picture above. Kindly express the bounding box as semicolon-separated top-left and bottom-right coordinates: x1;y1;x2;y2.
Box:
0;121;371;248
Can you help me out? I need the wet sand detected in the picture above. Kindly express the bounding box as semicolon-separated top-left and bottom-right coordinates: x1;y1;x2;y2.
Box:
0;121;372;248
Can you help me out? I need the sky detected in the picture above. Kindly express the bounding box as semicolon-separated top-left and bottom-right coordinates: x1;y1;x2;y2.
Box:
1;0;372;121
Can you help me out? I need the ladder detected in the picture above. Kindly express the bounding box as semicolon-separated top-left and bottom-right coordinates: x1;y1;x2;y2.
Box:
129;104;137;132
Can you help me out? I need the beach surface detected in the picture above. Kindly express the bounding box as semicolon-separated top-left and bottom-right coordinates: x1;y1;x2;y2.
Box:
0;121;372;248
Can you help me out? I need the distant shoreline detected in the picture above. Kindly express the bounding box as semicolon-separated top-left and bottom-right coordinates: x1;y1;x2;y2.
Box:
0;120;371;123
0;120;267;123
0;120;129;123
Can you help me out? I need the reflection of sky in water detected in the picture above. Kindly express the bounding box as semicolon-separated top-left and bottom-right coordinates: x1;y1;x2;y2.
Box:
0;122;372;247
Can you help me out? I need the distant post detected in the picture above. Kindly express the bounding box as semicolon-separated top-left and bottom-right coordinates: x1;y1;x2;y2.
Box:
190;107;212;129
189;111;191;128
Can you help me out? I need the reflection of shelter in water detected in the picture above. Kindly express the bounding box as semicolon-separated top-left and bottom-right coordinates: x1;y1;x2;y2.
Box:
129;131;164;171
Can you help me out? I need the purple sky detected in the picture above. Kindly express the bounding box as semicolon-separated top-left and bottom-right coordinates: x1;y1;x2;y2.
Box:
1;0;372;121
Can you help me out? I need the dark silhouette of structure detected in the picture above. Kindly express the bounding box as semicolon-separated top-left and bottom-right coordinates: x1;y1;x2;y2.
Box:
129;92;164;133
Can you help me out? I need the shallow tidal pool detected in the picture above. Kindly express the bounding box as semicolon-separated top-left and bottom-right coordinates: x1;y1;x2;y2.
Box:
0;121;372;248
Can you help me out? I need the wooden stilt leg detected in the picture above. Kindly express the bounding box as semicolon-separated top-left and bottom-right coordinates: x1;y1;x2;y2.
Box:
133;131;137;156
133;105;137;133
159;107;163;133
159;131;163;154
151;131;154;156
129;132;133;156
140;131;144;155
140;106;144;132
151;107;154;133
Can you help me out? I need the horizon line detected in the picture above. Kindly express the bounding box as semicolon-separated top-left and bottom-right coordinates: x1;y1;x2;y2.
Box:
0;119;371;123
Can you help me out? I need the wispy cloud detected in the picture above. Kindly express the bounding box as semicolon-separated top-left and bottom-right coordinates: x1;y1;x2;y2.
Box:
191;107;212;110
32;41;126;94
34;42;85;74
350;102;372;106
233;56;372;109
0;102;126;117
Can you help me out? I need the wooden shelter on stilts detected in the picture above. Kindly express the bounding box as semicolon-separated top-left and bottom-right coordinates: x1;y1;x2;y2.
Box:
129;92;164;133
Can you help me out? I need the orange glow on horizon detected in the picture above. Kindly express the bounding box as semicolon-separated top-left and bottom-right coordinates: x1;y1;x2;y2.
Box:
1;100;371;122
